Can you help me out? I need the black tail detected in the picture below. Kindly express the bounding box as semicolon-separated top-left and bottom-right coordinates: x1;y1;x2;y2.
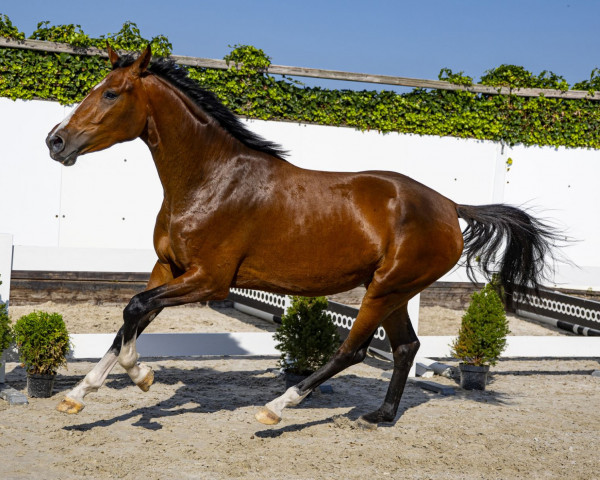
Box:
456;204;562;292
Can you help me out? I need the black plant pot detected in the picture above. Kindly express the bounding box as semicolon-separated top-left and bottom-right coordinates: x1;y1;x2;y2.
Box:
27;373;56;398
459;364;490;390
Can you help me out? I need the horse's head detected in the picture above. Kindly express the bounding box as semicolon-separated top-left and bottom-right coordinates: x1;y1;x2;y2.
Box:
46;45;152;166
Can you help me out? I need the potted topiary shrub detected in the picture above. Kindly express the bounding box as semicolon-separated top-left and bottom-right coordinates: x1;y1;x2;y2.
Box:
274;296;340;388
13;311;71;398
450;283;510;390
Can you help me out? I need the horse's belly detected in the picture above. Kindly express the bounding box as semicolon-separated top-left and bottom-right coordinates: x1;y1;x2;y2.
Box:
232;247;377;296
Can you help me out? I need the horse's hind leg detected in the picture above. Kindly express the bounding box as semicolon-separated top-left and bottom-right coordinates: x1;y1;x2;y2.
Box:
359;303;419;426
256;291;394;425
56;261;172;414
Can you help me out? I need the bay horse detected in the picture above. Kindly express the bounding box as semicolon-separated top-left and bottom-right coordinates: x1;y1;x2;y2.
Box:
46;46;558;426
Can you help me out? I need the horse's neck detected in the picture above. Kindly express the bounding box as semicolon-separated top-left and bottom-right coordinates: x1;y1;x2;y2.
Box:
142;77;238;195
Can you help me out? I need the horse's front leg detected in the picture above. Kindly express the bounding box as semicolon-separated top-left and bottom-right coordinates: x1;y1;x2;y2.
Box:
56;261;173;414
116;266;230;389
58;265;229;414
56;313;158;414
117;306;158;392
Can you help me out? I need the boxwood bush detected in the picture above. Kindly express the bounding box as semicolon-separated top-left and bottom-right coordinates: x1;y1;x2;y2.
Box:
274;296;340;375
451;283;510;367
13;311;71;375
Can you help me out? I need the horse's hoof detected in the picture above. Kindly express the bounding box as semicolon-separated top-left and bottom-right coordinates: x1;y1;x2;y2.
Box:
357;415;379;430
136;368;154;392
255;407;281;425
56;397;84;414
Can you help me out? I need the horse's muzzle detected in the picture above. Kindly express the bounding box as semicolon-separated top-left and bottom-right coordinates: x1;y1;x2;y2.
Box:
46;132;78;166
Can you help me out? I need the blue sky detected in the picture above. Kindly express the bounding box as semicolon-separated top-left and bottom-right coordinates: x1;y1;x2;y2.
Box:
2;0;599;90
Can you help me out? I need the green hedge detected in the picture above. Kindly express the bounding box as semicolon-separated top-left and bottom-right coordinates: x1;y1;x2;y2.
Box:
1;15;599;149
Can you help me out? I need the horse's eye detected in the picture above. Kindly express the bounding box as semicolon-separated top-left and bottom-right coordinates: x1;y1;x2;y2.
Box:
103;90;119;100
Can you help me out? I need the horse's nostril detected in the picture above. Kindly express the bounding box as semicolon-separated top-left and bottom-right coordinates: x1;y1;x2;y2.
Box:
49;135;65;154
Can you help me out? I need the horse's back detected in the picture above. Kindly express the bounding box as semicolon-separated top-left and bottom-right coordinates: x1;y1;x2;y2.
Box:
234;165;462;295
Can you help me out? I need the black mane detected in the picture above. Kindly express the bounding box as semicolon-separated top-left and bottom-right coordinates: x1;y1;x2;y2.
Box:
113;55;287;160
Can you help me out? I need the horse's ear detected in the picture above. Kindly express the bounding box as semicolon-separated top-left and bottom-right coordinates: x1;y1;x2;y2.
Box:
132;45;152;76
107;43;120;68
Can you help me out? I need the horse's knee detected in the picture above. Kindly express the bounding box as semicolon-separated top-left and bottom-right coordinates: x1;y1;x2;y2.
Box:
124;295;146;323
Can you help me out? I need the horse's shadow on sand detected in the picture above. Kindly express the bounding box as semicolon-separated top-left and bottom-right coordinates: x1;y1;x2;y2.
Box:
53;355;514;435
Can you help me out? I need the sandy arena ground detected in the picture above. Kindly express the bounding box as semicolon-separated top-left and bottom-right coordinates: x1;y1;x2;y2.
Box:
1;302;598;479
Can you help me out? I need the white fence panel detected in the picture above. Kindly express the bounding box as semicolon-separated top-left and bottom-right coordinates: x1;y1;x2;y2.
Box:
69;332;279;359
419;335;600;358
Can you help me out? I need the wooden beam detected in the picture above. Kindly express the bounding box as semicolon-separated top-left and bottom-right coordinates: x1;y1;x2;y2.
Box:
2;37;599;100
265;64;600;100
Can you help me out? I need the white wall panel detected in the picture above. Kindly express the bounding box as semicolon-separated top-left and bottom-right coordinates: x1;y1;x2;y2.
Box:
58;138;161;249
1;99;597;289
504;145;600;267
0;98;63;246
244;119;503;205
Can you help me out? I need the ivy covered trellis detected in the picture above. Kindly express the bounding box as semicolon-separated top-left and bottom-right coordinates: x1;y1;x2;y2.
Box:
1;14;599;149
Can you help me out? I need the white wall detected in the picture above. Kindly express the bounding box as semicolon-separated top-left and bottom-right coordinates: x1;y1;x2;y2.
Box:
246;119;506;205
0;100;162;251
1;98;598;289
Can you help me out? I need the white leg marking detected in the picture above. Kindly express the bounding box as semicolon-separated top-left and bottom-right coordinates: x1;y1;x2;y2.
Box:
264;386;311;419
66;352;119;405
